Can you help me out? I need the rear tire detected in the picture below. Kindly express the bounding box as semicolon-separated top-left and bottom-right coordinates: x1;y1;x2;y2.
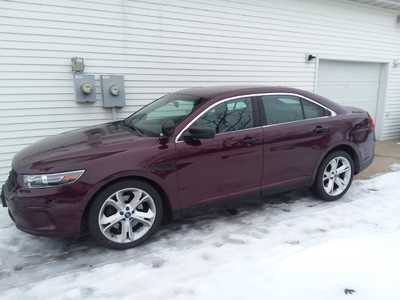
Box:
88;179;163;250
313;151;354;201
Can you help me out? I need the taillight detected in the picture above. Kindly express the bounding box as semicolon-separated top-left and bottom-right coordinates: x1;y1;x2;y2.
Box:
368;114;376;129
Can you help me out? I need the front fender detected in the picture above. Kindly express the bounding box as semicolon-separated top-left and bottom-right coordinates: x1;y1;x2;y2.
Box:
80;168;177;218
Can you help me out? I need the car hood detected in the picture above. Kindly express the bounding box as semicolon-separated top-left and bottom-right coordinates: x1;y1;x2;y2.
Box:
13;121;143;173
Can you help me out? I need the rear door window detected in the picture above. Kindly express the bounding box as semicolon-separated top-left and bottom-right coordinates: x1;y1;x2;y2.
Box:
261;95;330;125
261;95;304;125
302;99;330;119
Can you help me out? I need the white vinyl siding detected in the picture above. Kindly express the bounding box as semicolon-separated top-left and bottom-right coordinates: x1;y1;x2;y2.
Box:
0;0;400;183
317;60;382;119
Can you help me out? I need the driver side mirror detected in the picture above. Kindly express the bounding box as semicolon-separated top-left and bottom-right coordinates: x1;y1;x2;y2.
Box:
183;126;215;141
160;119;176;137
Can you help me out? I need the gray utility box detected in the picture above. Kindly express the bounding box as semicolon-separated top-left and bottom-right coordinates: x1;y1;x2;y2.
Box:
73;74;96;103
100;75;126;108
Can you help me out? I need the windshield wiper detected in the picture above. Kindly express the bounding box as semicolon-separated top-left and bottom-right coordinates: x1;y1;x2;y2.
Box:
123;119;144;136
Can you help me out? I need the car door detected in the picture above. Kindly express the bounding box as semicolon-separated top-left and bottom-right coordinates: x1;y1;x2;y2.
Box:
259;94;333;191
175;96;263;209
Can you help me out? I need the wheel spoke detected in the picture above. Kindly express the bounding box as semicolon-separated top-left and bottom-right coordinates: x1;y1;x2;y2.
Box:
335;177;346;190
134;209;155;219
336;165;350;175
127;221;134;241
120;220;129;242
323;171;330;181
114;191;127;209
330;158;338;171
132;209;155;226
103;199;113;211
327;179;334;194
100;212;120;225
104;196;124;211
101;213;123;231
131;192;149;209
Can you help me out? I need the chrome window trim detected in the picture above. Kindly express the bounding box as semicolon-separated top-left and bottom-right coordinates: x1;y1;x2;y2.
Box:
175;92;337;143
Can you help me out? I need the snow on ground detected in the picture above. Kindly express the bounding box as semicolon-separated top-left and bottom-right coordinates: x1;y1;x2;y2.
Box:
1;169;400;300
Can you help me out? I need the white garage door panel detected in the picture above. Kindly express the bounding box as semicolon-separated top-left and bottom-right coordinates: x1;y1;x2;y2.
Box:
317;60;381;119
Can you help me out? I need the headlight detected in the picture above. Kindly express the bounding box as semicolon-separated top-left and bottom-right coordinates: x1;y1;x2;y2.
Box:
23;170;85;188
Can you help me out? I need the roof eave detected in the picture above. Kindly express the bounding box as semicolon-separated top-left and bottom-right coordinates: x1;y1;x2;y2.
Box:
349;0;400;9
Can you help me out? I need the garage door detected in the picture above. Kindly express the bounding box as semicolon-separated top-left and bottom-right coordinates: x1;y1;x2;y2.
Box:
317;60;382;119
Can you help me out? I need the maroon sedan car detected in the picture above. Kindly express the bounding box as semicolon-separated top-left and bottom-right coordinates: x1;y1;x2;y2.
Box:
1;86;375;249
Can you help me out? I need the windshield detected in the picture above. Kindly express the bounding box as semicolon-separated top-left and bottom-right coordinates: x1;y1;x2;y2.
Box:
124;93;203;137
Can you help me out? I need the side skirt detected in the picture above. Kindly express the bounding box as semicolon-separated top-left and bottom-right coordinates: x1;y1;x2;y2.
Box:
171;178;312;220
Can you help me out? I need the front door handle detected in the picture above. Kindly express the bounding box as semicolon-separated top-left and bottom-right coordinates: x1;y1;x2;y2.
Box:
313;125;330;135
241;136;258;145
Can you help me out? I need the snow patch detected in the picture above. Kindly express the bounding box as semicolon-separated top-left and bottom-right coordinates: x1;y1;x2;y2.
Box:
1;170;400;299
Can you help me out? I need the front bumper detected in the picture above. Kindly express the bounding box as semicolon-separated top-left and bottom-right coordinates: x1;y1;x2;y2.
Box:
2;179;88;238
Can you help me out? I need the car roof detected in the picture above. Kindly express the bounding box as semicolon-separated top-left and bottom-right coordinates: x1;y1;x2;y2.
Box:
176;85;346;114
177;85;292;99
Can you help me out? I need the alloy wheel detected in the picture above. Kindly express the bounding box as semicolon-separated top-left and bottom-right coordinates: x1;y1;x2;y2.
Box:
322;156;352;196
98;188;156;243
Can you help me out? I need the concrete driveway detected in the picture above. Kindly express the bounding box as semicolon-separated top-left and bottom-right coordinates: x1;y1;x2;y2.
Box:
356;139;400;179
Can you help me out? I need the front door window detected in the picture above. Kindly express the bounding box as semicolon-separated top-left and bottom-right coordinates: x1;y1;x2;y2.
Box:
190;97;254;134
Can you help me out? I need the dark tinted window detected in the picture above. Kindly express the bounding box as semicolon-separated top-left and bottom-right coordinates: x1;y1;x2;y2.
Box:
302;99;329;119
192;97;254;133
262;95;330;125
262;95;304;125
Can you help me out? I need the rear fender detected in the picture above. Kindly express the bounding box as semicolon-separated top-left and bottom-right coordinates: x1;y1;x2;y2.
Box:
311;142;361;184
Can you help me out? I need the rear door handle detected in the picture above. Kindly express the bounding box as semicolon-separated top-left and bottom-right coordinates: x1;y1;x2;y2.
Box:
313;125;329;135
241;136;258;145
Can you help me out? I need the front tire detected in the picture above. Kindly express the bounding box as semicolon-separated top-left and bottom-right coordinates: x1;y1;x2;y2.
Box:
88;180;163;250
313;151;354;201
